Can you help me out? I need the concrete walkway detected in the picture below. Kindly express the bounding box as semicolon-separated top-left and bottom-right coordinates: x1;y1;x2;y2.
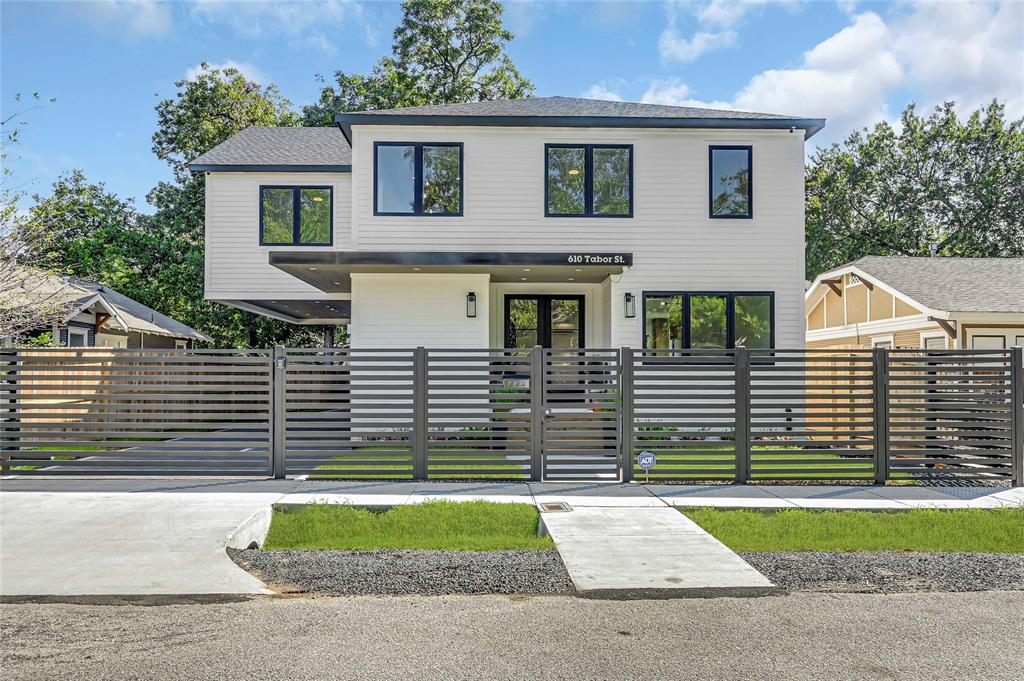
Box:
541;505;773;594
1;478;1021;597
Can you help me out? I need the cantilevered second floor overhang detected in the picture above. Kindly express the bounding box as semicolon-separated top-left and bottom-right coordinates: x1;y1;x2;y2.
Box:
269;250;633;293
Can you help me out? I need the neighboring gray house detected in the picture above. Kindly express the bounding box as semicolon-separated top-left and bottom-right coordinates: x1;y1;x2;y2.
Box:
3;270;211;348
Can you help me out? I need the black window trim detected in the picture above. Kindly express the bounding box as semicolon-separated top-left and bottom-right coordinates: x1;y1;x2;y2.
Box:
641;290;775;349
544;143;634;218
259;185;334;246
708;144;753;220
373;141;464;217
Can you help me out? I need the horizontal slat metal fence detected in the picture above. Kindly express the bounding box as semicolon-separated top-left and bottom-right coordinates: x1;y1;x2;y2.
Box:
629;349;738;481
425;349;533;480
542;349;620;480
888;349;1016;481
0;349;272;475
281;348;415;479
748;349;877;481
2;346;1021;483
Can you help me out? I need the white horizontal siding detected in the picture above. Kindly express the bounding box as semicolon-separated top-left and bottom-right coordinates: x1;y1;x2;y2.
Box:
204;171;352;300
351;125;806;348
351;273;489;348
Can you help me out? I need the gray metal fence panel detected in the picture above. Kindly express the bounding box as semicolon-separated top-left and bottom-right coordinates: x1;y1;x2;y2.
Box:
887;349;1015;481
0;348;272;475
748;349;876;481
631;349;738;481
425;349;533;480
280;348;415;479
542;349;620;480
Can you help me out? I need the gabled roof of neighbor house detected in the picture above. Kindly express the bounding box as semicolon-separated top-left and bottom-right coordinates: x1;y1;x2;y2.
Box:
188;126;352;172
66;278;212;340
334;96;826;142
6;268;211;341
809;256;1024;315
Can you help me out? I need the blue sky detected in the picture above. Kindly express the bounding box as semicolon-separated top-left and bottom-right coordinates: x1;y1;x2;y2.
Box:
3;1;1022;213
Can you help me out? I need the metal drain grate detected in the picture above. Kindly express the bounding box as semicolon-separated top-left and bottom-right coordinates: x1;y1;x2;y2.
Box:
540;502;572;513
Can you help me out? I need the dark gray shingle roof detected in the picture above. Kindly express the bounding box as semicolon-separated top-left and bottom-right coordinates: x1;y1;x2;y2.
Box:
67;277;213;341
850;256;1024;314
356;96;803;120
335;96;825;139
189;127;352;171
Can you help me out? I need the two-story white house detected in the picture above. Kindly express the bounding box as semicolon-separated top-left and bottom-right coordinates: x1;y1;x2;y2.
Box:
190;97;823;350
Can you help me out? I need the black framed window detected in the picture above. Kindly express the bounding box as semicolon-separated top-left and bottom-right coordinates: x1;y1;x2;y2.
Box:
642;292;773;349
505;295;585;349
545;144;632;217
260;186;332;246
374;142;463;216
709;145;752;219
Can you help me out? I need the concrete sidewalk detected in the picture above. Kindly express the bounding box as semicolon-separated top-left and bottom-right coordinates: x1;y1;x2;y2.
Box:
1;478;1021;597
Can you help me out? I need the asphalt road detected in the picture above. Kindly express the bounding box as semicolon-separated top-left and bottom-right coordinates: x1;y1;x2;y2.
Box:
3;591;1024;681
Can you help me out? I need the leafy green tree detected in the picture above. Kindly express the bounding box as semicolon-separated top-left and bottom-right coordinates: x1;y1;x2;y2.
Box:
303;0;533;124
806;101;1024;278
148;64;327;347
154;63;299;182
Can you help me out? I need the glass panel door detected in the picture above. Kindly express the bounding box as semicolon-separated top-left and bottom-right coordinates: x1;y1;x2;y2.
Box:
505;295;585;348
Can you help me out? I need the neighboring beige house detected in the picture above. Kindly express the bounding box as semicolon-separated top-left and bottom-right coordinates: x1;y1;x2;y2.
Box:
2;269;211;348
805;256;1024;350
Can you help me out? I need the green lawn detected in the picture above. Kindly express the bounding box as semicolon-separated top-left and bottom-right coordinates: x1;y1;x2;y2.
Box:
262;501;553;551
682;507;1024;553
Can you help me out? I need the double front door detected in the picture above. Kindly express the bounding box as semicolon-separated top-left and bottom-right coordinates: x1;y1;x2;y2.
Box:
505;295;584;349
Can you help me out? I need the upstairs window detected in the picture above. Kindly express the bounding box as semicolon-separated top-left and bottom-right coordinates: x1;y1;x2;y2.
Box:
709;145;752;219
374;142;463;216
260;186;332;246
546;144;632;217
643;292;773;349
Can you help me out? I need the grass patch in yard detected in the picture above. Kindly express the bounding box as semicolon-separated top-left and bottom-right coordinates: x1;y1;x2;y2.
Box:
682;507;1024;553
262;501;553;551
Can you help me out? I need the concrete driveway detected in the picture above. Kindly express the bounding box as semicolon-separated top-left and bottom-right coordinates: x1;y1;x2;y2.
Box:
0;480;295;596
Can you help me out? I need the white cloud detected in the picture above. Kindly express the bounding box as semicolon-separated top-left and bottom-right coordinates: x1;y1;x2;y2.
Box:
891;0;1023;118
582;84;624;101
660;0;783;63
659;28;737;63
640;79;693;106
184;61;268;85
189;0;371;54
73;0;172;38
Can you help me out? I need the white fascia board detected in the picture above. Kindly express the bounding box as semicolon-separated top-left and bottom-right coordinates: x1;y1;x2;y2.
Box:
62;294;130;332
804;264;949;319
805;314;935;342
947;312;1024;324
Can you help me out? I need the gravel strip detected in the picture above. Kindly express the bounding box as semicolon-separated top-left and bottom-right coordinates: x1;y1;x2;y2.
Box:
229;548;574;596
742;551;1024;594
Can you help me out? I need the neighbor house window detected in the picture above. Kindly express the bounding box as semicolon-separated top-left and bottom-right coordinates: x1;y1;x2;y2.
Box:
643;292;773;349
709;145;752;219
546;144;632;217
374;142;463;216
67;328;88;347
260;186;332;246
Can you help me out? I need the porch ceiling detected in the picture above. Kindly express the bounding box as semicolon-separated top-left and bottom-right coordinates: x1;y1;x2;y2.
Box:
269;251;633;293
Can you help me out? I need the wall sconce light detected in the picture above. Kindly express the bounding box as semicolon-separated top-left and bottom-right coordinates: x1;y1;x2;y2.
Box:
624;292;636;318
466;292;477;318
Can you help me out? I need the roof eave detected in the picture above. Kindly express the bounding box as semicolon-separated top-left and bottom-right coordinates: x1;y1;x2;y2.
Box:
188;163;352;173
334;113;827;141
